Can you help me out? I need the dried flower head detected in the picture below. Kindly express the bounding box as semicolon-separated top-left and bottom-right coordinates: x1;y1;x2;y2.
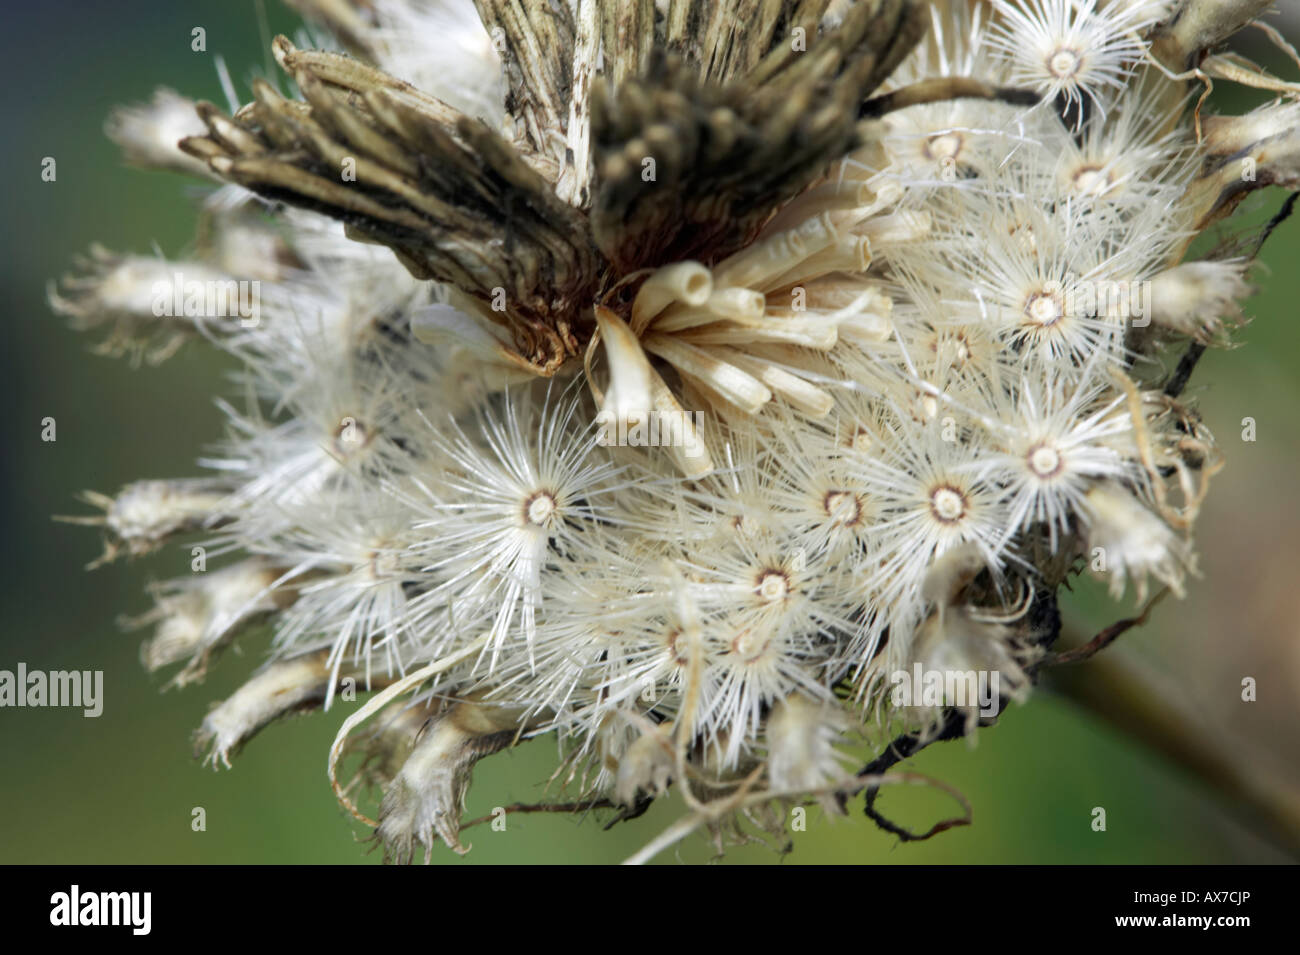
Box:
55;0;1300;862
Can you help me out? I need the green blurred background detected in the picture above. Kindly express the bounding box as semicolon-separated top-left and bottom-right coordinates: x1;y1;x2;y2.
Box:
4;1;1299;864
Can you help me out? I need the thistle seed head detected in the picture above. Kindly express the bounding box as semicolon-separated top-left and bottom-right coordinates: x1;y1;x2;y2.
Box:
54;0;1299;862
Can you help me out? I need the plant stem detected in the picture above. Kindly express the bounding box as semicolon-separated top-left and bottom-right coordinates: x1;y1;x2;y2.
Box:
1043;644;1300;858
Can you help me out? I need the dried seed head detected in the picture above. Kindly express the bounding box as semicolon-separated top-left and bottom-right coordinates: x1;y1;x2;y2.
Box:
56;0;1292;862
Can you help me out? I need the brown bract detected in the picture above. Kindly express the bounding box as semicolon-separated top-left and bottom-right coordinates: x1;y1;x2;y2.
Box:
180;1;929;375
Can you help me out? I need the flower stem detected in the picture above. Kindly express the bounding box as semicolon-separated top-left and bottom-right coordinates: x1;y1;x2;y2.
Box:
1043;643;1300;858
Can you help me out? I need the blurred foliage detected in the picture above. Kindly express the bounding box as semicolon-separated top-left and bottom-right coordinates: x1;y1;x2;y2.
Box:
2;1;1296;863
